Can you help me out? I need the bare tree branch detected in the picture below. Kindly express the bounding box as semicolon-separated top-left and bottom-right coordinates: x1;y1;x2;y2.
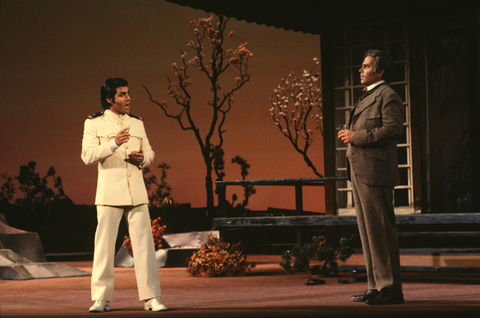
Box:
144;15;252;212
270;58;323;177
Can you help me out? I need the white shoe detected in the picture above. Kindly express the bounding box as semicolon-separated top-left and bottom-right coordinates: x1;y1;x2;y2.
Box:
144;297;167;311
89;300;110;312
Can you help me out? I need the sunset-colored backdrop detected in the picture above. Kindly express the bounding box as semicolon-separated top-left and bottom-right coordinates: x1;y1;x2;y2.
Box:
0;0;325;212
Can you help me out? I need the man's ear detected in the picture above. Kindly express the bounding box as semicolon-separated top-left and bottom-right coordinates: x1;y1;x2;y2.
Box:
106;97;113;105
376;69;385;78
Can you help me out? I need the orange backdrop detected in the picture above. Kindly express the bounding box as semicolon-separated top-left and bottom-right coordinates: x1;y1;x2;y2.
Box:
0;0;325;212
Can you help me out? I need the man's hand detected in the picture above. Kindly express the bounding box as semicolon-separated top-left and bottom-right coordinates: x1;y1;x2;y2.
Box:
128;149;144;166
338;129;355;144
115;127;130;146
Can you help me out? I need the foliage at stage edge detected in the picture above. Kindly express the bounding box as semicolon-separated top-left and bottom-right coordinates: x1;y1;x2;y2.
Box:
280;235;354;277
1;161;69;208
143;162;175;207
187;234;256;277
123;217;166;257
213;152;257;217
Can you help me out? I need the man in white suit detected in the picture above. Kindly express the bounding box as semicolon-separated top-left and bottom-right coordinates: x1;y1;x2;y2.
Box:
82;78;166;312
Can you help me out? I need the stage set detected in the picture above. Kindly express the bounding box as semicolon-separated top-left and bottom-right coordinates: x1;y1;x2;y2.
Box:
2;0;480;317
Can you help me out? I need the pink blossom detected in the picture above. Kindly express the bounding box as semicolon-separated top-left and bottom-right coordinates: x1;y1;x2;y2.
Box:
189;58;199;66
182;79;192;87
239;49;253;58
229;57;240;65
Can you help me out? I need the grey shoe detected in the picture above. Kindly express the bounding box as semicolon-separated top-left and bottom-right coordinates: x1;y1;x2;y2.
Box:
366;289;404;305
351;289;380;302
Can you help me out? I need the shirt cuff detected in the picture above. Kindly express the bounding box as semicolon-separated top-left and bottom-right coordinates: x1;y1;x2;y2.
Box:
110;139;120;152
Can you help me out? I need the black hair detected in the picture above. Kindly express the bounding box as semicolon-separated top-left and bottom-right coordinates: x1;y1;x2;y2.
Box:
100;78;128;109
364;50;395;83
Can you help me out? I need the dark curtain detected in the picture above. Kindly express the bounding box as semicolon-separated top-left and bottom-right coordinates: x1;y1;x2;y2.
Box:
427;32;473;212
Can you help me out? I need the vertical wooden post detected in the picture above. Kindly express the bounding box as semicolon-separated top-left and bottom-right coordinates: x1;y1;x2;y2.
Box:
217;184;226;217
216;183;226;238
295;184;303;246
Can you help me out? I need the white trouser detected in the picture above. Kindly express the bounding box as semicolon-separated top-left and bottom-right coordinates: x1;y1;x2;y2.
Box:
91;204;161;301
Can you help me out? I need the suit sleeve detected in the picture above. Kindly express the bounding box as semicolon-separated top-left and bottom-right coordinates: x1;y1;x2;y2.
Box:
353;92;404;147
81;119;114;165
138;122;155;168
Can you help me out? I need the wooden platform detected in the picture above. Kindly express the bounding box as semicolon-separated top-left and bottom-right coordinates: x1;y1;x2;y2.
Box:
213;213;480;228
2;256;480;317
214;213;480;273
215;178;480;272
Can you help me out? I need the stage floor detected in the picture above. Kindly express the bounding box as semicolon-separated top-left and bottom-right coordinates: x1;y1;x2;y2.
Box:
1;255;479;317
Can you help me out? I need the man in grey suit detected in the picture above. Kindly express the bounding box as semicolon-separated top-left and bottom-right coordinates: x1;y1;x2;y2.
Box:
338;50;404;305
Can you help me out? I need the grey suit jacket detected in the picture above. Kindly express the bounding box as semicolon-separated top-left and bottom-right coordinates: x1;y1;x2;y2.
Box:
346;83;404;187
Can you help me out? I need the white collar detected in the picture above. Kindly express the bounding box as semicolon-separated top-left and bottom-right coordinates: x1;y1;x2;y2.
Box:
104;109;126;121
366;80;385;91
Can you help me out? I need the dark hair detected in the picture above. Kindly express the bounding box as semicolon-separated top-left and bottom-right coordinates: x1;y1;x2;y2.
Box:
100;78;128;109
364;50;395;83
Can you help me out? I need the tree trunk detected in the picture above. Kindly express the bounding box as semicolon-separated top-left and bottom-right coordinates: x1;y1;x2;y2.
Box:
205;173;215;217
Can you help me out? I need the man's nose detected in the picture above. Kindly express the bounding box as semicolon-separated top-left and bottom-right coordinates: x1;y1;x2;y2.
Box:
125;93;131;100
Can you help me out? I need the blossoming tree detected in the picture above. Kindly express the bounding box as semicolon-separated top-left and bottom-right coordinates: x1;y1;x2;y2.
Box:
269;58;323;177
144;15;252;214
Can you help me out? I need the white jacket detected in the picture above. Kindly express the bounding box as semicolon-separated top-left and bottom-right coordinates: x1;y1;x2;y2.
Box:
81;109;154;206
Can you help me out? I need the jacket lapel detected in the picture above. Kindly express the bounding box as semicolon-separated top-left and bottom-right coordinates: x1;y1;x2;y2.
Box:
353;84;387;117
